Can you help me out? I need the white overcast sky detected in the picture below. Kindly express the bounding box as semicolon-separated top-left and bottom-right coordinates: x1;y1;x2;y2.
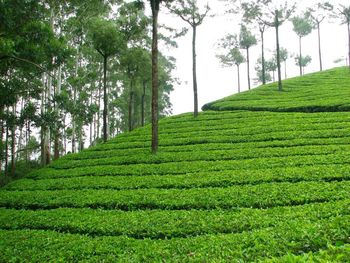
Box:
156;0;349;115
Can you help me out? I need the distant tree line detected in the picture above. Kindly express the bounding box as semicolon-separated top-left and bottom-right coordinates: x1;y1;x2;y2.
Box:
217;0;350;92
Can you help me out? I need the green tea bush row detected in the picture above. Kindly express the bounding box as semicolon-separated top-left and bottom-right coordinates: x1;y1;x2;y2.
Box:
49;144;350;169
1;214;350;262
6;164;350;191
1;181;350;210
91;128;349;151
0;200;349;239
65;137;350;160
28;152;350;179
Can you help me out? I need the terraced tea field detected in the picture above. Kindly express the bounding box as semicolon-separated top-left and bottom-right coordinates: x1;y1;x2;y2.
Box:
1;67;350;261
203;67;350;112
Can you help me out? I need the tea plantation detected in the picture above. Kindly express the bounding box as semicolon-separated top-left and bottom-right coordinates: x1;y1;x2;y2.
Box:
1;67;350;262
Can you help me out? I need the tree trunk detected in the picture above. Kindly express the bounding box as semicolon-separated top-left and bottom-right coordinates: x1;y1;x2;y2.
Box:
151;1;159;154
71;110;76;153
11;104;16;177
261;30;266;85
5;113;9;176
17;98;24;161
299;36;302;76
348;21;350;69
63;115;66;155
284;61;287;79
54;65;61;160
90;93;93;146
26;119;30;162
41;73;47;166
0;106;4;172
237;64;241;93
246;48;251;90
141;81;146;127
128;78;134;132
317;22;323;71
97;84;101;139
275;16;283;92
103;55;108;142
192;25;198;117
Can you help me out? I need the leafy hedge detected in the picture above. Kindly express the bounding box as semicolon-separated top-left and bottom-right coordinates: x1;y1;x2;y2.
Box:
0;200;349;239
1;214;350;262
5;164;350;191
1;181;350;210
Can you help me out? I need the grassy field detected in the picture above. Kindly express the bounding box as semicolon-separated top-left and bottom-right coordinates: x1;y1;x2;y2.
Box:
1;67;350;261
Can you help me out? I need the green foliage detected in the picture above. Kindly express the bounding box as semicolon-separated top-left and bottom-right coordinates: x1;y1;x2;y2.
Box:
295;55;312;68
217;48;245;67
239;25;257;49
291;15;313;38
87;18;126;58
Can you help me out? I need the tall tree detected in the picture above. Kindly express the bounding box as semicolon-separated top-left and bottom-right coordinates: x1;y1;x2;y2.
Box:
167;0;210;117
306;2;333;71
241;1;267;85
255;57;272;84
253;0;296;91
217;48;246;93
239;25;257;90
149;0;173;153
295;55;312;75
336;5;350;69
266;57;277;82
88;18;125;142
277;47;289;79
292;14;313;76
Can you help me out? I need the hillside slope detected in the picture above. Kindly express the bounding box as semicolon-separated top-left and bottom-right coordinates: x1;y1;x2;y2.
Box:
203;67;350;112
1;68;350;262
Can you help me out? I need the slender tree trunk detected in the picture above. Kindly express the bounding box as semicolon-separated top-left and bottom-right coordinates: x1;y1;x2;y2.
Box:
128;78;134;132
17;98;24;161
261;30;266;85
0;106;4;172
246;48;251;90
26;120;30;162
97;84;101;139
151;2;159;154
63;115;66;155
348;21;350;69
103;55;108;142
284;61;287;79
192;25;198;117
5;108;9;176
54;65;62;160
275;18;283;91
41;73;46;166
11;104;16;177
273;71;275;82
141;81;146;127
299;36;302;76
90;93;93;146
107;77;111;138
317;23;323;71
237;64;241;93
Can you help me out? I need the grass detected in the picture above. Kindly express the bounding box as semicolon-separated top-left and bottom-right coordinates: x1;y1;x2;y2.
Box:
1;67;350;261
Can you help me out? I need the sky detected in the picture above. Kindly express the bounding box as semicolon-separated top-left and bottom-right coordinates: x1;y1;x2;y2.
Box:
157;0;349;115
